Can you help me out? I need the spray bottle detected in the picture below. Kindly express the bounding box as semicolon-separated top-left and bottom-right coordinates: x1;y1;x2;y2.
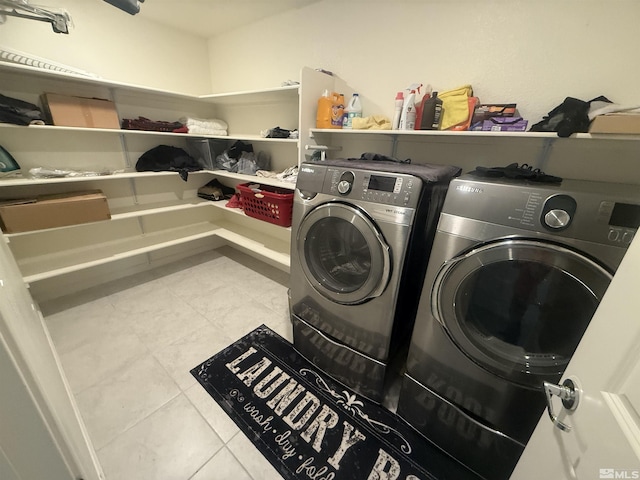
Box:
399;83;422;130
392;91;404;130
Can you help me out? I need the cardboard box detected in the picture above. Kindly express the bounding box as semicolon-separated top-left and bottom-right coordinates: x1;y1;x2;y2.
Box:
42;93;120;129
471;103;517;124
0;190;111;233
589;113;640;134
473;117;528;132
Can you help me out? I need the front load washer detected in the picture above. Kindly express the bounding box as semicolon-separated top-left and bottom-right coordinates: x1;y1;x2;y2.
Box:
290;159;460;403
397;174;640;480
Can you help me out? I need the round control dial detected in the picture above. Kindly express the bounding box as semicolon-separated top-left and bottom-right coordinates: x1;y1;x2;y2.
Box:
337;171;355;195
337;180;351;194
541;194;576;232
544;209;571;229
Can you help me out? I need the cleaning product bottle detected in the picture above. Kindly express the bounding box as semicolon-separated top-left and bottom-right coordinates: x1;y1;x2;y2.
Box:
419;91;443;130
392;91;404;130
316;89;332;129
399;89;417;130
414;85;432;130
343;93;363;129
330;93;345;129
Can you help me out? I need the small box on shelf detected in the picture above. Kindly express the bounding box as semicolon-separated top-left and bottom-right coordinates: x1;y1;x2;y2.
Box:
477;117;529;132
589;114;640;134
41;93;120;129
0;190;111;233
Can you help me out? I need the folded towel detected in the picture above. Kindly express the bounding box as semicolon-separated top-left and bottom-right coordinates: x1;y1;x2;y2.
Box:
439;85;473;130
186;125;228;136
352;115;392;130
175;116;229;135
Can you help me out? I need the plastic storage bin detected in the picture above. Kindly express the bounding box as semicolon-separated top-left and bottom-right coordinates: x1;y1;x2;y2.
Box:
237;183;294;227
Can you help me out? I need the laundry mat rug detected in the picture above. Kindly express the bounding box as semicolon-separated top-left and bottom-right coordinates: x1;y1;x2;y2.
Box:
190;325;480;480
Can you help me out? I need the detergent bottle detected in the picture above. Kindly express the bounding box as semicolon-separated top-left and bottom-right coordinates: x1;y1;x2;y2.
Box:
343;93;363;129
415;85;433;129
420;91;444;130
315;89;332;129
330;93;345;129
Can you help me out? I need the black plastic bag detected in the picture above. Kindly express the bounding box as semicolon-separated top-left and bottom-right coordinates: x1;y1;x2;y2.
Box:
136;145;202;181
0;93;44;126
529;97;594;137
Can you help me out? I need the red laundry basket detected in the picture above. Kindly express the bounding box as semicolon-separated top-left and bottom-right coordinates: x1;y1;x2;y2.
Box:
236;182;294;227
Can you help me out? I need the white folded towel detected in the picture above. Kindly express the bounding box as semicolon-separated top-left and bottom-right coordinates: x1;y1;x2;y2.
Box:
186;125;228;136
180;117;228;135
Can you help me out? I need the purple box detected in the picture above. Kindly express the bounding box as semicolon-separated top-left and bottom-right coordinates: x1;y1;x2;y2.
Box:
481;117;528;131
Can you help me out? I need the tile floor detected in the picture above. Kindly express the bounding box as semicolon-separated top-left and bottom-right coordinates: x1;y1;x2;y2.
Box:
41;246;292;480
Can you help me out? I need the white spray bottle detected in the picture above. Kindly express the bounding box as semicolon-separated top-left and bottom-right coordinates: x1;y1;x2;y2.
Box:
392;91;404;130
399;83;422;130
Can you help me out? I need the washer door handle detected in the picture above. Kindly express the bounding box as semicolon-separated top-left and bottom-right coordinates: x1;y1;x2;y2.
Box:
543;379;580;432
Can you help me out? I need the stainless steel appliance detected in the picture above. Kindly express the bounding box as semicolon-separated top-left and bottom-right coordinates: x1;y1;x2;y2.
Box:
290;160;458;403
397;174;640;479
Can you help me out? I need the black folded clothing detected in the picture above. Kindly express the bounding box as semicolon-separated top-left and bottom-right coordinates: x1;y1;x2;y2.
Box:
197;178;235;201
471;163;562;183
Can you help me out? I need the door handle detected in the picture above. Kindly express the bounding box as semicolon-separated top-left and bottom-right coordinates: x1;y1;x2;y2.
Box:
543;378;579;432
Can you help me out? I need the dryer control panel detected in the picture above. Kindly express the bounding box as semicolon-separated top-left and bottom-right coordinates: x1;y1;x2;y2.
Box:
443;175;640;248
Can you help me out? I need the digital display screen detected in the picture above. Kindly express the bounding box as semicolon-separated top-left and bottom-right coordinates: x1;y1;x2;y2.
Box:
368;175;396;192
610;203;640;229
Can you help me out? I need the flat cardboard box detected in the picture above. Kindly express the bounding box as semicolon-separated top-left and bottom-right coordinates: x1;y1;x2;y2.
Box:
0;190;111;233
42;93;120;129
480;116;528;132
589;113;640;134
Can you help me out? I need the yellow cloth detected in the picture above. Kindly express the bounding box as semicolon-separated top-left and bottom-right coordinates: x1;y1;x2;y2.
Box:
352;115;392;130
438;85;473;130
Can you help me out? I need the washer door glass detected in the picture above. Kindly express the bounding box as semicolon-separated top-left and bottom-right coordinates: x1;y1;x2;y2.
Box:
432;239;612;386
297;202;391;305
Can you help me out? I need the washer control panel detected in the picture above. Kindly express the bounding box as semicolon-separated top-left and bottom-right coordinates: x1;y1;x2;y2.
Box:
598;201;640;246
327;169;418;207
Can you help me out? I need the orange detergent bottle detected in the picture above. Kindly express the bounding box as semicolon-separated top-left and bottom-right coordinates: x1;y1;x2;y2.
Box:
316;89;333;129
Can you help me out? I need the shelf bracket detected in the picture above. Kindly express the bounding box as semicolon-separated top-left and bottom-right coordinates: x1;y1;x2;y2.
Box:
128;177;139;205
536;137;556;172
119;133;132;169
390;134;399;159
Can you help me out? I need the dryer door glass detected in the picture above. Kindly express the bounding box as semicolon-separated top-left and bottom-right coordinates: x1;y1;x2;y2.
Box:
297;202;391;305
432;239;612;386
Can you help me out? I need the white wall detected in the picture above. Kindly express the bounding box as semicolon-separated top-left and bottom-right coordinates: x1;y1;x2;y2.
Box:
206;0;640;126
4;0;638;124
0;0;211;94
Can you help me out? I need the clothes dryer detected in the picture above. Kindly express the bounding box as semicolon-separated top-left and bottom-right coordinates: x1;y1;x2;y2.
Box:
397;174;640;479
290;160;460;403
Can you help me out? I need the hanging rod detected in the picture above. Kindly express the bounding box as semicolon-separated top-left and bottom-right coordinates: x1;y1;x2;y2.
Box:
0;0;71;33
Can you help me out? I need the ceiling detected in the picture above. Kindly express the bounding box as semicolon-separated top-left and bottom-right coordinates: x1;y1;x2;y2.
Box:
137;0;321;38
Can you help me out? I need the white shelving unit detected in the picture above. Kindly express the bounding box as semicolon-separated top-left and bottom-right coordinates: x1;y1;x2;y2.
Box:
0;62;314;301
306;123;640;187
4;60;638;302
